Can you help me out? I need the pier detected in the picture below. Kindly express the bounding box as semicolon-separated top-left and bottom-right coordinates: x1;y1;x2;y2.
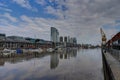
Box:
102;32;120;80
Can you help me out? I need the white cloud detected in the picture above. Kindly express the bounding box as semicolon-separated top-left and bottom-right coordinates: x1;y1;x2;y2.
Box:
35;0;67;19
42;0;120;44
0;2;12;12
0;7;12;12
1;0;120;44
12;0;37;11
1;13;17;22
35;0;47;6
46;6;66;19
0;3;7;7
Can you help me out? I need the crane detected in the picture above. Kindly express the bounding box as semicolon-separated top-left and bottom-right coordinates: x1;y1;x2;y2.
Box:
100;28;107;45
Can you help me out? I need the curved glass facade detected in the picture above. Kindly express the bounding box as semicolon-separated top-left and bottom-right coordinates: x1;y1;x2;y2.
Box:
51;27;59;43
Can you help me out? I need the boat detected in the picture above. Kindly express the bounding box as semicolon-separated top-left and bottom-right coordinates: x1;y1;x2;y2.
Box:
22;49;29;53
11;50;16;54
54;47;63;53
16;49;23;54
46;48;54;52
29;48;43;53
2;49;13;55
57;48;63;52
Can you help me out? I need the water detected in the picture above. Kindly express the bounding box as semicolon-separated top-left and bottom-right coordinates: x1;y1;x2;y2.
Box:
0;48;103;80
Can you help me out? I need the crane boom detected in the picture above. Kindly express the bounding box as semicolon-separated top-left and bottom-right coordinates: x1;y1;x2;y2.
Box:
100;28;107;45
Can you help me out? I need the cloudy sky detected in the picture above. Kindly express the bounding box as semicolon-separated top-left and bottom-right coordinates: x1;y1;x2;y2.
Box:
0;0;120;44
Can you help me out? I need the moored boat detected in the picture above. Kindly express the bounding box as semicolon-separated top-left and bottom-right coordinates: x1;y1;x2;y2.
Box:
2;49;13;55
46;48;54;52
29;48;43;53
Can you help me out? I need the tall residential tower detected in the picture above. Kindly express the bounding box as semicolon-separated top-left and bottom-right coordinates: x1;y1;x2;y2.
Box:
51;27;59;43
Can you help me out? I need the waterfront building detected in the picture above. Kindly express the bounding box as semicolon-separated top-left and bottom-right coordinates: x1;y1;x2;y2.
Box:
70;38;73;43
59;36;63;43
59;36;77;47
0;35;52;50
68;36;70;43
4;36;30;49
64;36;67;42
7;36;29;42
0;33;6;41
25;37;36;43
73;37;77;44
51;27;59;43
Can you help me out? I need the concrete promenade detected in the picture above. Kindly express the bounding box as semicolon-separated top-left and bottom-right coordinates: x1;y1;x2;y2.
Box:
102;49;120;80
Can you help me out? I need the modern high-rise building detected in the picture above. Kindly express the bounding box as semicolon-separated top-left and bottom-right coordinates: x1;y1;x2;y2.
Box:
70;37;73;43
64;36;67;42
68;36;70;43
73;37;77;44
59;36;63;42
51;27;59;43
69;37;77;44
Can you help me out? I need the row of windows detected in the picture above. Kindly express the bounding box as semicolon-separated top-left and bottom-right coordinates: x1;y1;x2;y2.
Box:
0;42;52;49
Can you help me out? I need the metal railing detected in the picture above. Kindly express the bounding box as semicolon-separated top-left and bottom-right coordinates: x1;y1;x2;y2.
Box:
108;48;120;61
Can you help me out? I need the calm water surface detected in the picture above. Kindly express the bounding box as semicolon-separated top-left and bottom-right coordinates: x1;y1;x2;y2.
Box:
0;48;103;80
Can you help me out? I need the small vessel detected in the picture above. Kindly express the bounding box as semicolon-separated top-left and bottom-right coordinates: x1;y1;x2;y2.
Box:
22;49;29;53
16;49;23;54
11;50;16;54
2;49;12;55
54;47;63;52
57;48;63;52
29;48;43;53
46;48;54;52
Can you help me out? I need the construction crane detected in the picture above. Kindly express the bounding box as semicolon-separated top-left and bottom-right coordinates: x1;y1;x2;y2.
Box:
100;28;107;45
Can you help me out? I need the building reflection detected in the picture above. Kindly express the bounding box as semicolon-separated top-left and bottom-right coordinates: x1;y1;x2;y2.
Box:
50;48;77;69
50;53;59;69
0;53;49;65
59;48;77;59
0;59;5;66
0;48;77;69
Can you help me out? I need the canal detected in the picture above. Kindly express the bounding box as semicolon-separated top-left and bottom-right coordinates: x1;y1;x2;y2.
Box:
0;48;103;80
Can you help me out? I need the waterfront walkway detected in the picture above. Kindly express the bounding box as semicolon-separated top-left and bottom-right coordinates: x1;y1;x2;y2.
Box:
102;49;120;80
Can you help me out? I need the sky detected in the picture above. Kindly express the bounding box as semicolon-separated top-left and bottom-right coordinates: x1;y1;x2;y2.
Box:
0;0;120;45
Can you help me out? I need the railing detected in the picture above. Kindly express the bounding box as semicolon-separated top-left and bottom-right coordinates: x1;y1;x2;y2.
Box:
108;48;120;61
102;48;120;80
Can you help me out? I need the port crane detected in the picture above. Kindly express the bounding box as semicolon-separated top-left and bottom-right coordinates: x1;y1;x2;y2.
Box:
100;28;107;45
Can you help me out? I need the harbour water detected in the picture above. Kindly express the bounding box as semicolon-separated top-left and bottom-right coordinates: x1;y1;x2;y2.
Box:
0;48;103;80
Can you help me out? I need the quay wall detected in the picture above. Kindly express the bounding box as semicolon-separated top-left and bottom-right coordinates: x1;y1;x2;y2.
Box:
102;49;120;80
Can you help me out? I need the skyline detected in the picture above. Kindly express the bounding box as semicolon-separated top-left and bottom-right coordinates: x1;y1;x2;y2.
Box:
0;0;120;45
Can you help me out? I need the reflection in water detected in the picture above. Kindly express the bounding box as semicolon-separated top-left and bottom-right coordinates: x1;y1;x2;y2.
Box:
50;48;77;69
0;59;4;66
0;48;103;80
59;48;77;59
0;52;51;71
50;53;59;69
0;48;77;69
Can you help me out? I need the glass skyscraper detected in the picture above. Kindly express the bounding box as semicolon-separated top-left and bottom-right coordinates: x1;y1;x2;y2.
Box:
51;27;59;43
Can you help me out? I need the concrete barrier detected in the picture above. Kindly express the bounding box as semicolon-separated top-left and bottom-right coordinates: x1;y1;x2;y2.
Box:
102;49;120;80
